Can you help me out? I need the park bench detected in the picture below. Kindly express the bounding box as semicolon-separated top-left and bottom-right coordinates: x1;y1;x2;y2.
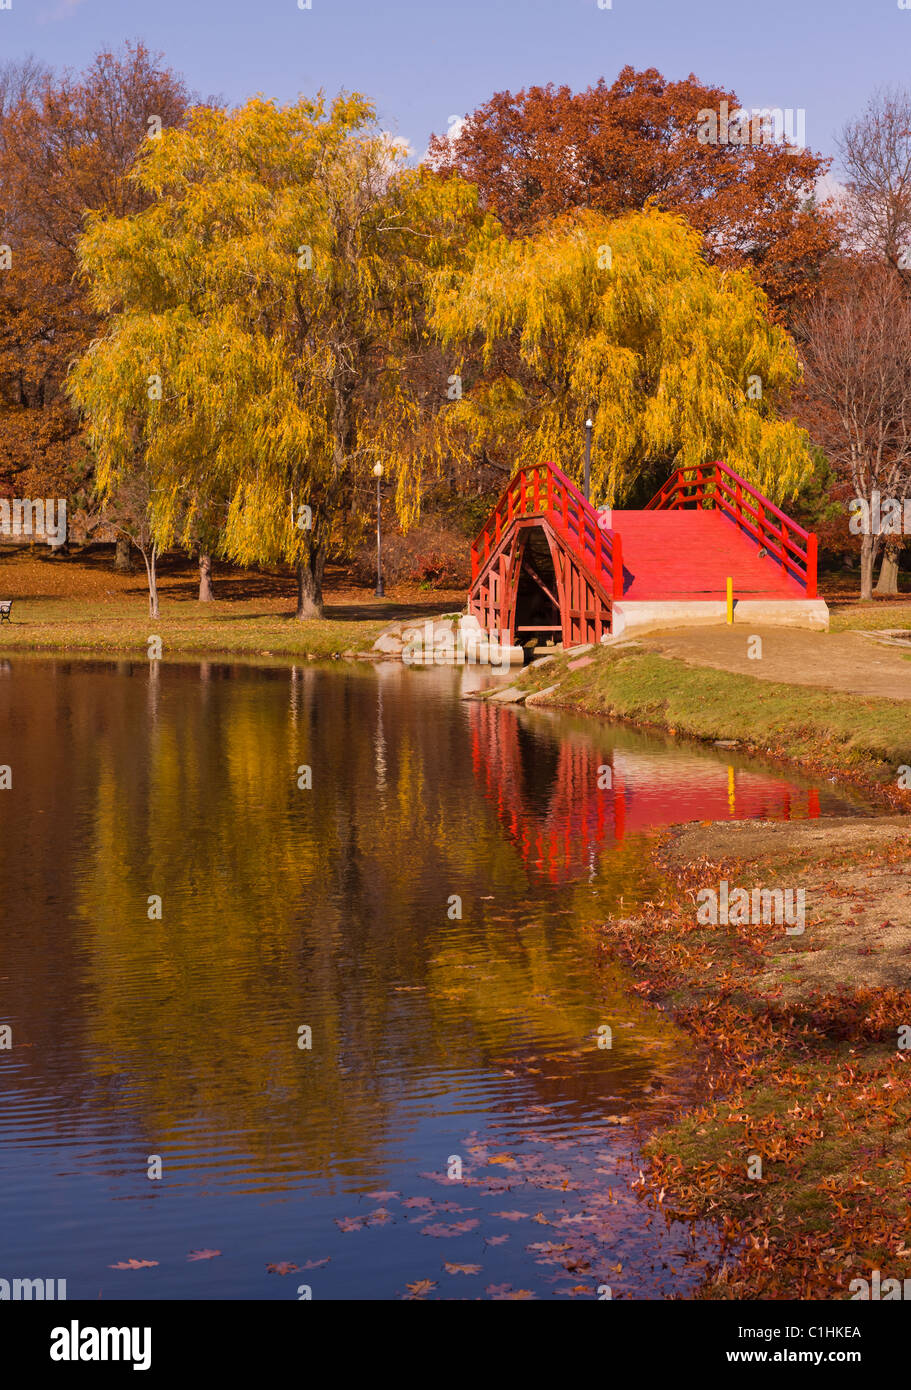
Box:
0;600;12;624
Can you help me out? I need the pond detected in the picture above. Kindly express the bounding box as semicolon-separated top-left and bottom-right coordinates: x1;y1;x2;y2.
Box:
0;658;871;1300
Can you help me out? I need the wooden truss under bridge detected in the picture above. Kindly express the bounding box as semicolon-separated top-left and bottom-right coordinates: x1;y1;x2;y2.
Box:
468;460;818;646
469;462;620;647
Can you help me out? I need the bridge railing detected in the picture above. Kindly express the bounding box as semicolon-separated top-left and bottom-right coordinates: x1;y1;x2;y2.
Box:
470;461;623;599
645;460;817;598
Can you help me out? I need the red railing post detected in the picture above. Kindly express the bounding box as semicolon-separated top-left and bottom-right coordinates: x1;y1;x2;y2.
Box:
806;533;817;599
612;533;623;600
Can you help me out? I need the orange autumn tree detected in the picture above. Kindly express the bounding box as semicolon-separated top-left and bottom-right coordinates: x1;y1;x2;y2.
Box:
429;67;838;318
0;43;193;534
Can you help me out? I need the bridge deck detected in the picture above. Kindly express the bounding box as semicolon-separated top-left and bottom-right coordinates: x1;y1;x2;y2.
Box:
611;509;806;601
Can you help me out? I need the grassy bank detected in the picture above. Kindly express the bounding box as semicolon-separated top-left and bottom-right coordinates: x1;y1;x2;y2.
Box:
0;596;390;660
595;817;911;1299
511;644;911;804
0;547;466;661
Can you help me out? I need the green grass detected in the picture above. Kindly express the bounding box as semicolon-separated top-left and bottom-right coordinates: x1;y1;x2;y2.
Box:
0;597;389;661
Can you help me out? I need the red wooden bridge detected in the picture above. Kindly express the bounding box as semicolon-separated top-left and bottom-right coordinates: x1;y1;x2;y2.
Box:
469;460;819;645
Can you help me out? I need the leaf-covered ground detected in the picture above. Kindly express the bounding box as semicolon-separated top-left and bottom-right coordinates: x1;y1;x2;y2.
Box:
597;817;911;1299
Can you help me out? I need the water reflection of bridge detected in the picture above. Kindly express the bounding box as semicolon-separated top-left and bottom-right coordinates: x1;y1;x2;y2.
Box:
468;701;820;883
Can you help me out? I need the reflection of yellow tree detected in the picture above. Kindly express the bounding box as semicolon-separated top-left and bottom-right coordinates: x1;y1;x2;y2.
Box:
71;663;686;1187
424;836;677;1092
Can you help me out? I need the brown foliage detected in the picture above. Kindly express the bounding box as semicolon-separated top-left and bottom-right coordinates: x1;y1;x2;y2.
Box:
0;43;195;500
428;66;838;316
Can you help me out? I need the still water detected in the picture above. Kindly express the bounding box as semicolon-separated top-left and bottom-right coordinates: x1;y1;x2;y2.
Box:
0;658;869;1300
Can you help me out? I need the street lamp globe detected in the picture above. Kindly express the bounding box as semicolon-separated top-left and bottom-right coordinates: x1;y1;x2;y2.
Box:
373;462;384;478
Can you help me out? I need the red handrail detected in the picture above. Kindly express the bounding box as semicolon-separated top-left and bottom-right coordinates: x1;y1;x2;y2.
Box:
645;460;817;598
470;461;620;600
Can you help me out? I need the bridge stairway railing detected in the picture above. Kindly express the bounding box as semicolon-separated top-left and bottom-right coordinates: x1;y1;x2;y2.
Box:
645;460;817;598
470;461;623;602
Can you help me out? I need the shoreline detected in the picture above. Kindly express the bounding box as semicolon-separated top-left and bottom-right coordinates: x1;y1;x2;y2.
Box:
597;813;911;1299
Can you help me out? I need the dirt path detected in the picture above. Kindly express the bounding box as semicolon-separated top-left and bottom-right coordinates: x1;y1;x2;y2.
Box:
642;625;911;700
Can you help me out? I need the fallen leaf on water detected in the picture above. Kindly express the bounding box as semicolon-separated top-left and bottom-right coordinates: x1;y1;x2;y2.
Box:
493;1211;529;1222
366;1191;399;1202
401;1197;435;1209
335;1217;366;1233
187;1250;221;1262
487;1154;516;1166
266;1262;300;1275
109;1259;158;1271
421;1219;480;1238
404;1279;437;1298
443;1262;482;1276
300;1257;331;1270
503;1289;536;1300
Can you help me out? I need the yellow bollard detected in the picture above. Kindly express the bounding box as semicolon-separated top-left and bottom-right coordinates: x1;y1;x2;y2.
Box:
726;576;733;625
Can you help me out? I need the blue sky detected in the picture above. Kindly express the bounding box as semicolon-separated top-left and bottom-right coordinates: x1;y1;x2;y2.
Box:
3;0;910;171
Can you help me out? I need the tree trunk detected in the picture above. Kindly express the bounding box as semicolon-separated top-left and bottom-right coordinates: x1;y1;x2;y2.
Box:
295;551;324;619
874;540;901;595
115;534;132;572
198;551;215;602
142;545;160;619
860;532;880;600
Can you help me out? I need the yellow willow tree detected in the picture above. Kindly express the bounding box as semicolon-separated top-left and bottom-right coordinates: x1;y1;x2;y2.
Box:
68;95;493;617
431;207;813;505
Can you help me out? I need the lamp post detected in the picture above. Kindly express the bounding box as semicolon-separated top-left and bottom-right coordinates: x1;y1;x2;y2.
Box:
584;418;593;501
373;462;385;597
